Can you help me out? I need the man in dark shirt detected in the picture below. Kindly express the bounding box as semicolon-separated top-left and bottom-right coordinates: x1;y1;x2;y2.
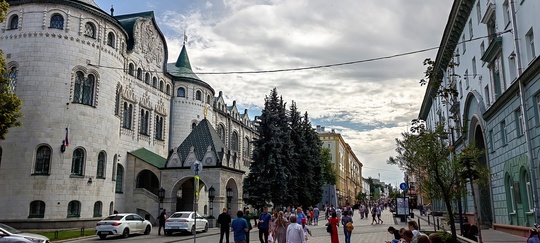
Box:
258;206;271;243
217;208;232;243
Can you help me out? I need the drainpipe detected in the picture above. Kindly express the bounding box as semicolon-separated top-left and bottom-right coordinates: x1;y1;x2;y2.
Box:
510;0;540;223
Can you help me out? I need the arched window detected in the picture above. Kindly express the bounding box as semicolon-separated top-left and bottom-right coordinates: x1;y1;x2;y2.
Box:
71;148;85;176
109;201;114;215
122;102;133;129
137;68;142;80
159;80;164;91
73;72;95;106
152;77;157;88
93;201;103;217
29;201;45;218
207;95;211;104
218;124;225;142
192;122;197;130
9;15;18;30
128;63;135;76
232;132;239;151
97;151;106;178
166;84;171;95
145;73;150;84
114;87;121;116
196;90;202;101
34;145;51;175
136;170;159;195
7;67;17;93
155;116;164;140
67;201;81;218
84;22;95;38
139;109;149;135
523;169;534;212
177;87;186;97
115;164;124;193
244;137;250;157
50;14;64;29
107;32;115;47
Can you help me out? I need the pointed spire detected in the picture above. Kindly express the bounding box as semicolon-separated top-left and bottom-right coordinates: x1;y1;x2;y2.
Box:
175;44;192;69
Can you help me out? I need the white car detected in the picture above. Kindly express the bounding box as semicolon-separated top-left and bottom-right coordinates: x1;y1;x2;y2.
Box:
164;211;208;235
0;223;50;243
95;213;152;239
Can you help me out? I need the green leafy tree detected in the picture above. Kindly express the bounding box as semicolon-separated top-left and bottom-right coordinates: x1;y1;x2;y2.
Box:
388;122;460;243
0;1;23;140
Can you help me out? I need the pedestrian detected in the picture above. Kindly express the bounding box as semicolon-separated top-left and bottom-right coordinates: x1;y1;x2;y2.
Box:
376;205;383;224
385;226;402;243
296;207;306;224
401;230;414;243
308;208;314;225
243;209;254;243
313;206;320;226
286;215;305;243
359;204;365;219
528;229;540;243
341;211;353;243
301;218;312;242
231;210;249;243
417;235;430;243
218;208;232;243
364;205;369;219
273;211;288;243
407;220;421;238
328;211;340;243
258;206;271;243
428;233;443;243
371;206;377;225
157;209;167;235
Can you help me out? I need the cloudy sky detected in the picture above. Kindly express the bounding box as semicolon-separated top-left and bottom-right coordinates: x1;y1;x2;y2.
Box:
94;0;454;186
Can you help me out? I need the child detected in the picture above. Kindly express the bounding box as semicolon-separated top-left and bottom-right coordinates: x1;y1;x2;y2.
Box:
301;218;312;242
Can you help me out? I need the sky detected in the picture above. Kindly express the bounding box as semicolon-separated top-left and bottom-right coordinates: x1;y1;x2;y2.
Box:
93;0;454;187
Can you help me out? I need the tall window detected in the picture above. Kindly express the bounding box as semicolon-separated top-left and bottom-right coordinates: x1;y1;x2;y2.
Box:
155;116;164;140
526;29;536;63
515;108;524;136
93;201;103;217
34;146;51;175
152;77;157;88
196;90;202;101
50;14;64;29
468;19;473;39
9;15;18;30
67;201;81;217
114;88;121;116
465;69;469;88
97;151;106;178
159;80;164;92
128;63;135;76
536;94;540;126
489;129;494;152
509;53;517;81
7;67;17;93
71;148;85;176
122;102;133;129
166;84;171;95
145;73;150;84
191;122;197;130
472;57;477;77
84;22;95;38
115;164;124;193
107;32;115;48
139;109;149;135
476;1;481;24
243;137;250;157
485;85;491;105
177;87;186;97
232;132;239;151
500;120;507;145
207;95;211;104
73;72;95;105
218;124;225;142
29;201;45;218
462;35;466;54
137;68;142;80
480;41;485;55
503;1;510;27
526;174;534;212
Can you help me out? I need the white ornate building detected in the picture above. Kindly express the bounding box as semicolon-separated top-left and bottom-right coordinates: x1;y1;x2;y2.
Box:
0;0;256;229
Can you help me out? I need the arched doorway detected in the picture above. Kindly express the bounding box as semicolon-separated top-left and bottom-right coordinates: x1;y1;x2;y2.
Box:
474;124;493;226
136;170;159;195
175;177;206;212
225;179;238;214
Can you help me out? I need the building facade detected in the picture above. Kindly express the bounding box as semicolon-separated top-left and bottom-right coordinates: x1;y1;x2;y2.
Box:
0;0;256;228
418;0;540;233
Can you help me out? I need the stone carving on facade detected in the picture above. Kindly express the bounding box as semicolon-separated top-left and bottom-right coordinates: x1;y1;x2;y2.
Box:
123;82;136;102
134;19;164;67
139;91;152;110
155;98;167;116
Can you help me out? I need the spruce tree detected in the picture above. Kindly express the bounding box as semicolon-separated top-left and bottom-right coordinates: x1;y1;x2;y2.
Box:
287;101;305;206
301;112;324;206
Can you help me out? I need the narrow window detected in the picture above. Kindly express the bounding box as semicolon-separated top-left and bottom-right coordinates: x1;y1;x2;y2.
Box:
159;80;164;91
509;53;517;82
465;69;469;88
73;72;95;106
526;175;534;212
489;129;494;152
137;68;142;80
9;15;18;30
145;73;150;84
196;90;202;101
515;108;524;136
535;94;540;126
152;77;157;88
114;88;120;116
128;63;134;76
191;122;197;130
71;148;85;176
122;102;133;129
35;146;51;175
526;29;536;63
243;137;250;157
67;201;81;217
503;1;510;27
93;201;103;217
166;84;171;95
207;95;211;104
97;151;106;178
472;57;477;78
107;32;115;48
84;22;95;38
177;87;186;97
109;202;114;215
468;19;473;39
462;35;466;54
139;109;149;135
29;201;45;218
115;164;124;193
232;132;239;151
218;124;225;142
50;14;64;29
480;41;485;55
7;67;17;93
476;1;481;24
501;120;507;145
155;116;163;140
485;85;491;105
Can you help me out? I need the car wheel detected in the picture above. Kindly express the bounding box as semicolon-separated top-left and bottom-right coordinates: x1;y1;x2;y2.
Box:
191;225;196;235
166;230;172;236
122;228;130;238
144;225;151;235
99;234;107;240
203;223;208;232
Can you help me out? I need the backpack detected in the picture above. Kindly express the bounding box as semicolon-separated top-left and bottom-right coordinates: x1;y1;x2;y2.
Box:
346;221;354;232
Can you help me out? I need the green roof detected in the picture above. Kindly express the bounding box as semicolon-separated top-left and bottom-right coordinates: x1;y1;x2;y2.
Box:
168;45;202;80
129;147;167;168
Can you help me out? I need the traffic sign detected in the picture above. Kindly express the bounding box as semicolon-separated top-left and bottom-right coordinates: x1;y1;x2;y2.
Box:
400;182;408;190
191;161;202;175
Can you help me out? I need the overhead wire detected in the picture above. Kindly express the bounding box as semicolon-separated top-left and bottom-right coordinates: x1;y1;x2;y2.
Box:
88;30;511;75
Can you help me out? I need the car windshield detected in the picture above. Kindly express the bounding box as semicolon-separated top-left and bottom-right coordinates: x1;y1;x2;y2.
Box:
0;223;21;234
170;213;190;218
104;215;124;220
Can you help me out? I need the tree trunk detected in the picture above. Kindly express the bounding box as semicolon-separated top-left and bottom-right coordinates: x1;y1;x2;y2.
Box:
469;177;483;243
443;193;457;243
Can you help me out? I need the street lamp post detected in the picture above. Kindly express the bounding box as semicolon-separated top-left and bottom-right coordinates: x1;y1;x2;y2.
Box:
158;187;165;220
208;186;215;218
226;187;233;212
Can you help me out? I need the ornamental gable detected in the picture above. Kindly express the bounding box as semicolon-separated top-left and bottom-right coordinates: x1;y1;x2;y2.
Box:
133;18;165;68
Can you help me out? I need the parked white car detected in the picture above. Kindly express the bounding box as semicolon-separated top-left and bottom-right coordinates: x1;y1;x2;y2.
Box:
95;213;152;239
0;223;50;243
164;211;208;235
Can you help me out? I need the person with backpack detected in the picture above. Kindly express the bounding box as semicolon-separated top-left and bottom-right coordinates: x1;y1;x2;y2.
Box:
341;211;353;243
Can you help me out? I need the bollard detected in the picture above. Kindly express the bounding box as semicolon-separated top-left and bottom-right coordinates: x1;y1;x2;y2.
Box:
81;227;84;236
433;217;437;231
428;215;431;225
54;230;59;240
417;218;421;231
437;218;440;230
